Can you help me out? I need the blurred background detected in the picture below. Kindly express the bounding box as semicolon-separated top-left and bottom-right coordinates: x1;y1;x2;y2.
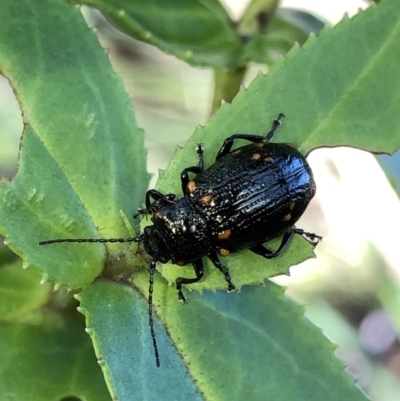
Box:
1;1;399;399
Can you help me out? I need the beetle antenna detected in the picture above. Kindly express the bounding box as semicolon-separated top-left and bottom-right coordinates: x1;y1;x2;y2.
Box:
39;236;144;246
39;235;161;366
266;113;285;141
148;259;160;367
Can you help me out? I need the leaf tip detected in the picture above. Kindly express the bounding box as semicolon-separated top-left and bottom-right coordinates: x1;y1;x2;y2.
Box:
342;11;350;20
276;53;285;62
158;169;166;180
143;31;152;40
40;273;49;284
182;50;194;61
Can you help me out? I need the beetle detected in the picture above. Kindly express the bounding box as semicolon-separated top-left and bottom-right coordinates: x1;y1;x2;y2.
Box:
39;113;321;367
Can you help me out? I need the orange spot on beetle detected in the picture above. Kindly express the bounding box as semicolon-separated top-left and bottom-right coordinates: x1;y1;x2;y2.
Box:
264;156;273;162
186;180;197;194
285;142;296;148
251;153;261;160
219;248;230;257
198;195;213;205
283;214;292;222
233;149;241;155
217;230;231;240
290;202;296;210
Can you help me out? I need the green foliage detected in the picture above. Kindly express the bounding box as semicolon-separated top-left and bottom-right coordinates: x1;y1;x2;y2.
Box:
78;0;243;70
0;0;399;399
0;260;51;320
79;280;368;400
0;314;110;401
0;0;148;288
155;0;400;293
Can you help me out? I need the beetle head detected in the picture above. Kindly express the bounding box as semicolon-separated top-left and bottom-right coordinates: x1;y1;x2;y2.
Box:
143;226;170;263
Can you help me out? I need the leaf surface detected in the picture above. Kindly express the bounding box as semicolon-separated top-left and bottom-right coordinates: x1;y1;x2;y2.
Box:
76;0;243;70
0;314;110;401
0;0;148;288
0;259;52;321
155;0;400;290
79;279;369;401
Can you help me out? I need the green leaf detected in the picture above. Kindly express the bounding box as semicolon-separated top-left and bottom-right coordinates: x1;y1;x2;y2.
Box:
154;0;400;290
0;243;18;266
0;313;110;401
211;67;246;113
277;8;326;35
160;0;400;175
241;17;309;66
78;280;202;401
237;0;280;37
79;280;369;401
0;259;51;321
241;8;325;66
76;0;243;70
0;0;148;288
238;2;325;66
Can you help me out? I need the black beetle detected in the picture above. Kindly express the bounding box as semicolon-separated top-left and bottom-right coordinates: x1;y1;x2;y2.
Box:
39;113;321;367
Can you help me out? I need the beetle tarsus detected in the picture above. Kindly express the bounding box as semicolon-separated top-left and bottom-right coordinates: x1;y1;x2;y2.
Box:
227;283;236;293
266;113;285;141
178;290;188;304
293;228;322;245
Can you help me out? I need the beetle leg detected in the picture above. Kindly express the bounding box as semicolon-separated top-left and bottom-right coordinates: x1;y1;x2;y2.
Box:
180;144;205;195
216;113;285;160
181;167;203;196
175;258;204;303
134;190;175;218
266;113;285;141
195;143;205;170
216;134;265;160
207;252;236;292
145;189;176;209
293;228;322;245
250;227;322;259
250;229;295;259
